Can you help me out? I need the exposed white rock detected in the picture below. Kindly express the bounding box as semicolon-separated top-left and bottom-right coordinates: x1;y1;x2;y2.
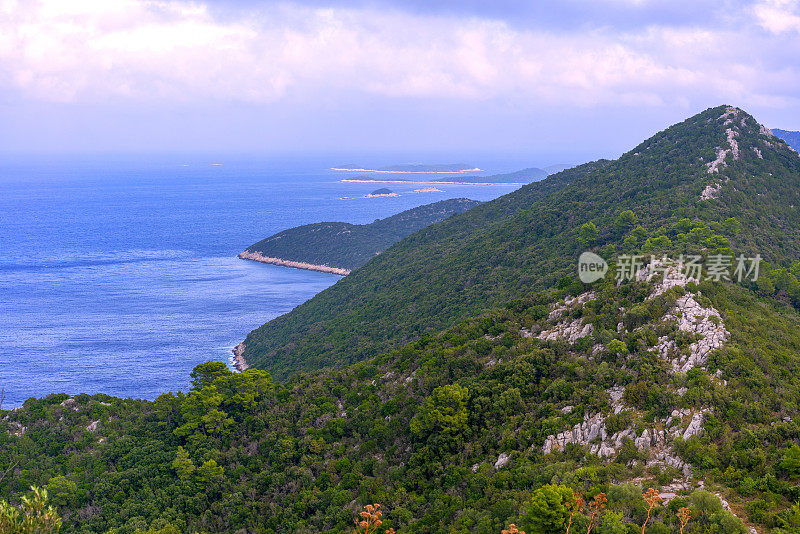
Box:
87;420;99;432
753;147;763;159
727;128;740;160
537;318;593;343
537;292;597;343
700;183;722;200
495;453;510;469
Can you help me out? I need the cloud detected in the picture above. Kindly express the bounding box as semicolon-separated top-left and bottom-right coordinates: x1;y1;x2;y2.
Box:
753;0;800;33
0;0;798;111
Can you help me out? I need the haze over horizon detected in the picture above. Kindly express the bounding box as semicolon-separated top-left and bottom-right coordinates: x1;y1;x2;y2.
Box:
2;0;800;162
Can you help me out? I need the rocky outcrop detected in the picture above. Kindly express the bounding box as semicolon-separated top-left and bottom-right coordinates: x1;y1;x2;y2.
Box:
654;293;728;373
541;265;727;480
231;342;249;372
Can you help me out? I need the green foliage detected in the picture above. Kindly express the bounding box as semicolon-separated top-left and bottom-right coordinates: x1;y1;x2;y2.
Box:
780;444;800;477
519;484;574;534
614;210;638;234
579;222;599;245
411;384;470;438
43;476;76;508
0;486;62;534
171;447;195;480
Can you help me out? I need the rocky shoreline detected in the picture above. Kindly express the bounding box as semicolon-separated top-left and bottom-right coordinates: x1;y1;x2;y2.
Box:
231;342;249;372
237;250;351;276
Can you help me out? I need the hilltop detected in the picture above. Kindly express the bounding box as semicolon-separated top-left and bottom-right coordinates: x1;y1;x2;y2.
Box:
239;198;481;273
241;105;800;380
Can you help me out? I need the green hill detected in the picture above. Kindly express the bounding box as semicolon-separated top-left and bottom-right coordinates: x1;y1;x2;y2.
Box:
240;198;481;273
4;267;800;532
242;105;800;381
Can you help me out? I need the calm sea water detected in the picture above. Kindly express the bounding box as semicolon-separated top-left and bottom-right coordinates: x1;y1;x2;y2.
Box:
0;154;523;408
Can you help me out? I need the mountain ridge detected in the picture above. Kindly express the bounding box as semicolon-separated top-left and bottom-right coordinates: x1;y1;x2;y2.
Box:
242;105;800;380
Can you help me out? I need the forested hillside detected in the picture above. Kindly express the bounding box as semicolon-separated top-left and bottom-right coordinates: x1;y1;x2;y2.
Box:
3;270;800;533
241;198;481;272
242;105;800;380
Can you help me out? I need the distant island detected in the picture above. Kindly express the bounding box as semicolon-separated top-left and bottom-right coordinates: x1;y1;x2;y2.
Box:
238;198;481;274
414;186;443;193
365;188;398;197
338;166;567;185
332;163;480;173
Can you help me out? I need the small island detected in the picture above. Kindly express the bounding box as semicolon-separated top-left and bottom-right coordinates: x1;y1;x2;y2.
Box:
365;188;398;197
414;187;443;193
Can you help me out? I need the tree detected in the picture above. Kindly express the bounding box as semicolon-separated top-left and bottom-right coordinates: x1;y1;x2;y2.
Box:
614;210;638;234
519;484;575;534
779;444;800;476
579;222;598;245
171;446;196;480
196;459;224;485
174;385;233;444
189;361;232;391
44;476;76;508
410;384;470;438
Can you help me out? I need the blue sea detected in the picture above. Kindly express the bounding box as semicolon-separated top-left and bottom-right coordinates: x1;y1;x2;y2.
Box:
0;154;525;408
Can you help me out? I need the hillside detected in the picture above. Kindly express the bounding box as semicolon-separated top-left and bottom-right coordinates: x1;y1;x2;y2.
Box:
240;198;481;273
241;105;800;380
773;129;800;152
3;269;800;532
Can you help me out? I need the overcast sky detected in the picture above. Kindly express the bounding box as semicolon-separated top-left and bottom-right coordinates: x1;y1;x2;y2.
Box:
2;0;799;162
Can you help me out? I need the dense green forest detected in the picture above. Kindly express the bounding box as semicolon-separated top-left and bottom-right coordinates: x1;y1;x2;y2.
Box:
241;198;480;272
241;105;800;380
3;270;800;532
4;105;800;533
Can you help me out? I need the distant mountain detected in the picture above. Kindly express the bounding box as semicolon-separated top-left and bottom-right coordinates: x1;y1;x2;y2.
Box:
773;128;800;151
434;166;548;183
239;198;481;273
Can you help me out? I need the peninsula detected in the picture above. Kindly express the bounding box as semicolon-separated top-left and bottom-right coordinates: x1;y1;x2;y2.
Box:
238;197;481;274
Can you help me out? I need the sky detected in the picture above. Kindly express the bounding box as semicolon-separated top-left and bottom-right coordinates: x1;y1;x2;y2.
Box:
1;0;800;163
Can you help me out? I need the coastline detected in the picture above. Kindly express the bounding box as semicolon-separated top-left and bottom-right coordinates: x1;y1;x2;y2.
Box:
340;179;524;186
238;250;351;276
231;342;249;372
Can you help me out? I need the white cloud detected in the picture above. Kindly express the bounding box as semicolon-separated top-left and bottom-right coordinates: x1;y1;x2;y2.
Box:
754;0;800;33
0;0;797;109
